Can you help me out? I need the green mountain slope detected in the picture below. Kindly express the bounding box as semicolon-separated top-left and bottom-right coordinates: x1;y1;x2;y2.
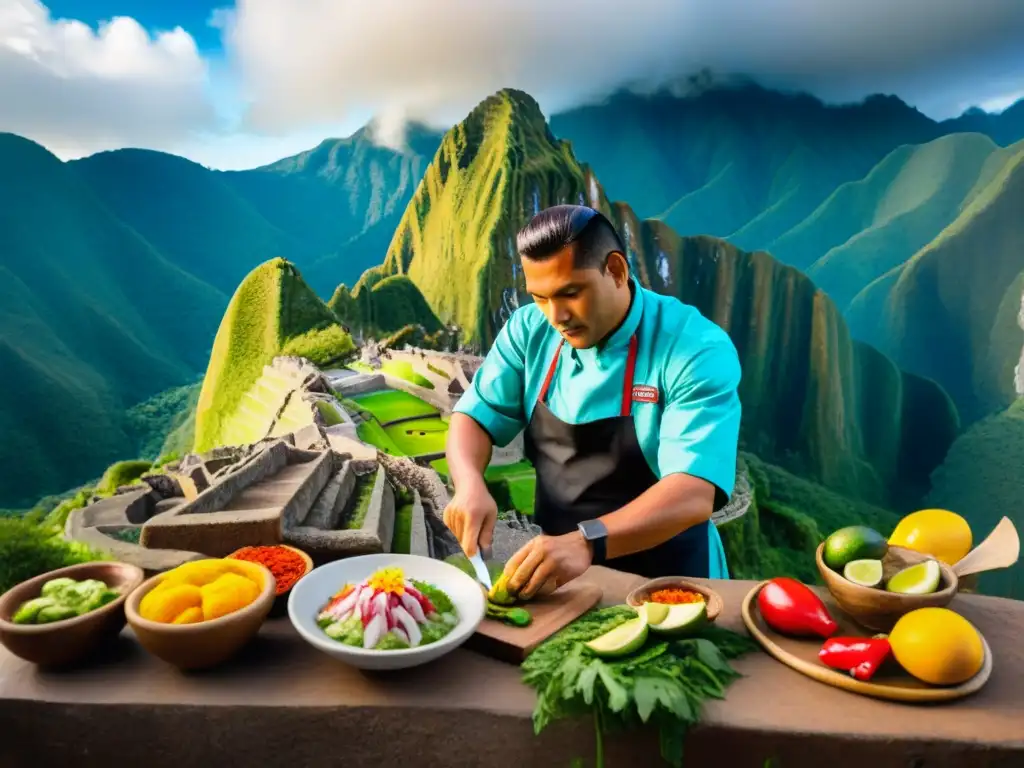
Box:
72;149;307;295
925;399;1024;599
329;272;442;338
361;90;959;507
380;89;589;349
192;257;354;452
0;133;226;507
847;144;1024;424
769;133;1016;311
549;85;944;247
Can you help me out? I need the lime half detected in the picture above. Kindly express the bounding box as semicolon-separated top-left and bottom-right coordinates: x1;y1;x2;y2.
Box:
843;558;884;588
585;617;649;658
886;559;942;595
637;601;669;625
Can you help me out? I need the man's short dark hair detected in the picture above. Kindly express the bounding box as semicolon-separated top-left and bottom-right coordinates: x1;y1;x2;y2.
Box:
516;204;626;270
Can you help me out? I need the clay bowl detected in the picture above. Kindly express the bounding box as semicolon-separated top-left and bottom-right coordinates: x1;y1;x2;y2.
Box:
125;559;275;670
225;544;314;617
0;561;144;667
815;543;958;632
625;576;723;623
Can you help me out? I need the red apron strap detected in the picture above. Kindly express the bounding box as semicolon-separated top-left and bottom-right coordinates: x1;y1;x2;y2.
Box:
538;338;564;404
538;332;639;412
621;333;639;416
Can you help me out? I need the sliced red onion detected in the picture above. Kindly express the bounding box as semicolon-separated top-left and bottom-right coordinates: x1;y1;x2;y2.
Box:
392;605;422;647
399;592;427;623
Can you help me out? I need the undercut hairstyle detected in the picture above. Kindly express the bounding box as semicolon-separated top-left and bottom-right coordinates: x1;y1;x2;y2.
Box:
516;205;626;271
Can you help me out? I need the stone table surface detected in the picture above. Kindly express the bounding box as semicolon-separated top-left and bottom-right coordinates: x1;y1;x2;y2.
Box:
1;567;1023;768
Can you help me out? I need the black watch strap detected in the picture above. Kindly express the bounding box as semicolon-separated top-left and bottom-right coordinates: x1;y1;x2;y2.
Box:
578;520;608;565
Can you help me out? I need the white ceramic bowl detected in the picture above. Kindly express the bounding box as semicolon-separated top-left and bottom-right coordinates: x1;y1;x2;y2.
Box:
287;553;485;671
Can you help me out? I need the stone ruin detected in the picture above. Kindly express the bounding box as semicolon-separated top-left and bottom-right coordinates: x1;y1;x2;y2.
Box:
64;425;436;574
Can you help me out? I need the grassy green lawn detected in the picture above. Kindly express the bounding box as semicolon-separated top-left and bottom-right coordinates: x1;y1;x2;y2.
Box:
342;473;377;529
384;416;448;455
380;360;434;389
393;504;414;554
351;390;438;422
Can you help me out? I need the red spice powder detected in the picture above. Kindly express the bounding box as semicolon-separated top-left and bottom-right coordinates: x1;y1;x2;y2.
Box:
229;546;308;595
649;587;705;605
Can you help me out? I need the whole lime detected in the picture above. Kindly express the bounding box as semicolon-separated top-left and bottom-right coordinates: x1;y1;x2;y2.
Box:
823;526;888;571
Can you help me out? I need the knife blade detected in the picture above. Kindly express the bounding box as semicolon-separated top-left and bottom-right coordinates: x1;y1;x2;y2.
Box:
468;550;492;591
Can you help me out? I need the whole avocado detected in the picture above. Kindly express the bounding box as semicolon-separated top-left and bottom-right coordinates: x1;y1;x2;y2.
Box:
823;526;888;571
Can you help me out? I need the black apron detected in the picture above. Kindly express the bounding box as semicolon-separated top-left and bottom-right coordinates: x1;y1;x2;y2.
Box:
523;332;712;579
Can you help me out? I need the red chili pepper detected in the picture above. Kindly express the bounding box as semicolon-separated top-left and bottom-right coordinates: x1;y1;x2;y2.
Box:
757;577;838;638
819;636;891;681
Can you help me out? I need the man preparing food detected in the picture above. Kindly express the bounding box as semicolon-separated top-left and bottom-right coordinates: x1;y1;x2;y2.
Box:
443;204;742;598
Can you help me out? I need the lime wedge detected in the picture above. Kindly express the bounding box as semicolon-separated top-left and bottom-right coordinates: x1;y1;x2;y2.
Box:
843;558;884;588
649;601;707;636
585;617;649;658
886;559;941;595
637;601;669;625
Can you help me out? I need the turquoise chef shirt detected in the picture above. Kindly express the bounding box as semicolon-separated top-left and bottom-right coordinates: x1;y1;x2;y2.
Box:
453;275;742;579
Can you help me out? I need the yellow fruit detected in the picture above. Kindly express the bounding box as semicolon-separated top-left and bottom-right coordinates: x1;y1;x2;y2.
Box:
172;606;204;624
139;584;203;623
200;573;261;621
888;509;972;565
888;607;985;685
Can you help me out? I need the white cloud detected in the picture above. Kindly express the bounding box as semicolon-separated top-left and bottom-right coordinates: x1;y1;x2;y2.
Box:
0;0;215;159
222;0;1024;135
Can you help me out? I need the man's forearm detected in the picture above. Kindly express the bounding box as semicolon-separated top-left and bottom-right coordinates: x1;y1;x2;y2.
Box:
446;413;494;491
597;474;716;559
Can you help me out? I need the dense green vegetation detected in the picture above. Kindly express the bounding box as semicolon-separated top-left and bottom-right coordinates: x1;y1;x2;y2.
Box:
96;460;152;495
393;504;414;555
192;258;353;452
0;516;110;595
378;89;589;349
926;400;1024;599
125;382;202;460
330;274;443;338
279;324;356;367
343;473;377;530
0;133;226;508
719;453;900;583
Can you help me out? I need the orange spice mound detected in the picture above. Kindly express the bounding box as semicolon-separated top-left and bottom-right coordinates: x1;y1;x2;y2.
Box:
649;587;705;605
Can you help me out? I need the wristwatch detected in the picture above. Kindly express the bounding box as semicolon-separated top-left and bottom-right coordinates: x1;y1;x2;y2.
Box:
577;519;608;565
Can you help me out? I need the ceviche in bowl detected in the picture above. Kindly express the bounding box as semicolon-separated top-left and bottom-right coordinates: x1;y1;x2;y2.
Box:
287;554;485;670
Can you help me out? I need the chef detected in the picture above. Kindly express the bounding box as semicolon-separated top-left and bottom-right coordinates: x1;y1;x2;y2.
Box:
442;204;742;598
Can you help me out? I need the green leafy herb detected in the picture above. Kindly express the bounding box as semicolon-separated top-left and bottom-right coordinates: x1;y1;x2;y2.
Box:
520;606;759;768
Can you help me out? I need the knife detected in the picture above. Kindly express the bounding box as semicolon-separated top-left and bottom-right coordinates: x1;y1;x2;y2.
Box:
468;547;493;591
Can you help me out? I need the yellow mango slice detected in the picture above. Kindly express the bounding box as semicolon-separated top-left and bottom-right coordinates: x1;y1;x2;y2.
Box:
200;573;261;621
172;606;204;624
139;584;203;623
158;560;233;589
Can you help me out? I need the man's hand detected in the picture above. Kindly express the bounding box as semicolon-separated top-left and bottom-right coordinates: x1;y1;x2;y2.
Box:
442;477;498;557
503;531;593;599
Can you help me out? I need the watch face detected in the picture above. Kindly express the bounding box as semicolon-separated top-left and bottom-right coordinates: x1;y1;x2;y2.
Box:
579;519;607;540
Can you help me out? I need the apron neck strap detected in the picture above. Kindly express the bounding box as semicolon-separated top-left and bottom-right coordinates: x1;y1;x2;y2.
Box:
538;333;639;416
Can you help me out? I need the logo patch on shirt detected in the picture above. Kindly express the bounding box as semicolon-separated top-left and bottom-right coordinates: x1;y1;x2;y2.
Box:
631;385;659;404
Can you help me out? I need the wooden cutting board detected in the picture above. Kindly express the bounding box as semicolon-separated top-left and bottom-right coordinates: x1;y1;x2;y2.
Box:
464;581;604;664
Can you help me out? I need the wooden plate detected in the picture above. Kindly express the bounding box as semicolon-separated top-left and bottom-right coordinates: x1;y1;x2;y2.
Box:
741;580;992;703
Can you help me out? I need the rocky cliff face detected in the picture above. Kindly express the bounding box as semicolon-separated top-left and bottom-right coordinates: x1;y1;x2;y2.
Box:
596;200;959;504
379;89;589;350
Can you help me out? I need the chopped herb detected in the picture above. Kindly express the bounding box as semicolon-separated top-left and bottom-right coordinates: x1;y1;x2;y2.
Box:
521;606;759;767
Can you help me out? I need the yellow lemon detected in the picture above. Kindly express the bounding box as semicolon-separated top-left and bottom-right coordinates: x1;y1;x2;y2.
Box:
888;607;985;685
888;509;972;565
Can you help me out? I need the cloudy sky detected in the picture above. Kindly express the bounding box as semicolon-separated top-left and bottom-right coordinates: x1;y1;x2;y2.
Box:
4;0;1024;170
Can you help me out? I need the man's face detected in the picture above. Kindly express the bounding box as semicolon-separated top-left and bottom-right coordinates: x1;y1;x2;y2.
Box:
521;244;629;349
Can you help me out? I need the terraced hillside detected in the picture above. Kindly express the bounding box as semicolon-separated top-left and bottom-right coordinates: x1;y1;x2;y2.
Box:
193;258;355;452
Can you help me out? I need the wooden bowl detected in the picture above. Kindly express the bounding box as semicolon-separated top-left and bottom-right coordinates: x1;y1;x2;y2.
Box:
226;544;313;617
0;561;144;667
815;543;958;632
625;576;723;623
125;560;275;670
